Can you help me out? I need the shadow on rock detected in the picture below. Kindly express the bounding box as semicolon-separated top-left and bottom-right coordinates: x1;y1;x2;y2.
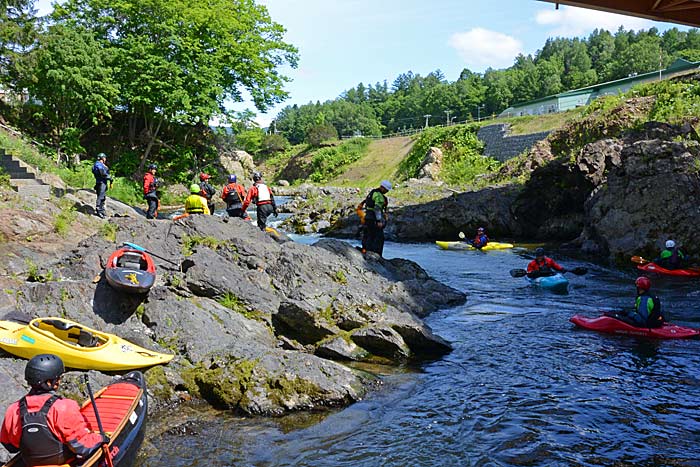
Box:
93;280;148;324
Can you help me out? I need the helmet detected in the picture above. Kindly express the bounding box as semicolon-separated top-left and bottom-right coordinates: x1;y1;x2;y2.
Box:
252;172;262;182
228;174;237;183
190;183;201;194
25;354;64;386
665;240;676;248
199;172;211;181
380;180;393;191
96;152;107;161
148;163;158;170
535;247;545;257
477;227;485;232
635;276;651;291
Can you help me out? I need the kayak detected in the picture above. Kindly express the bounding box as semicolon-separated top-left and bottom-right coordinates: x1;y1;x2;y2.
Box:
637;262;700;278
105;247;156;294
570;314;700;339
528;273;569;293
435;241;514;251
0;317;174;370
2;371;148;467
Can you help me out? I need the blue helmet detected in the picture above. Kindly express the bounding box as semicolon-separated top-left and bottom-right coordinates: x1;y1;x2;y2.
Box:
228;174;237;183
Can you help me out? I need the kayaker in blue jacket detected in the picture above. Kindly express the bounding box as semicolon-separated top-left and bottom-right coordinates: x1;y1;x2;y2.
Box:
468;227;489;250
654;240;686;270
91;153;112;219
608;277;665;328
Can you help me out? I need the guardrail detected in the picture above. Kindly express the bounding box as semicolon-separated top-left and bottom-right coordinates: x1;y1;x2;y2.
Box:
340;114;500;140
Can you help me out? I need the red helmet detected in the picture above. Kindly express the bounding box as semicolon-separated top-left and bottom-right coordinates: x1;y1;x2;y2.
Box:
199;173;211;181
635;276;651;291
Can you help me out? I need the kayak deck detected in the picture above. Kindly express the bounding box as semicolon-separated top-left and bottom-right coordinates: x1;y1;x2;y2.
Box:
637;262;700;278
435;241;514;251
528;273;569;293
570;314;700;339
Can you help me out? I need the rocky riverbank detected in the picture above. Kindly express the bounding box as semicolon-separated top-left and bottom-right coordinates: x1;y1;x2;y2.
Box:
0;194;465;461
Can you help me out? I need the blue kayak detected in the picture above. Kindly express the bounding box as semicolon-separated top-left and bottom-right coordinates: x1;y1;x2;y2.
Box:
528;273;569;293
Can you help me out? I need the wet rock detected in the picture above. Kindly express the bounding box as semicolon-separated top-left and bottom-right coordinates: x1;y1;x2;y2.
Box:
350;326;411;360
315;336;369;361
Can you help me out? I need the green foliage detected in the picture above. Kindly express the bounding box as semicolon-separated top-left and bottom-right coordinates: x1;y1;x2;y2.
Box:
217;292;261;320
181;235;223;256
333;270;347;285
306;123;338;147
0;167;10;187
53;207;77;236
308;138;370;183
235;128;265;154
99;222;118;242
631;79;700;123
260;133;289;155
398;124;488;182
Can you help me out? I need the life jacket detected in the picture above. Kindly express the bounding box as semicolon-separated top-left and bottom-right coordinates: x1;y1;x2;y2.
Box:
363;189;387;220
634;293;663;328
255;183;272;205
19;395;72;467
532;257;553;274
200;182;216;200
660;247;684;269
223;183;244;209
92;161;109;182
473;234;488;247
143;173;158;196
185;194;207;214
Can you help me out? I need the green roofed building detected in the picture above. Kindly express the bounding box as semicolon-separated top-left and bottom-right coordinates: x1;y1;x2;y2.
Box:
498;58;700;118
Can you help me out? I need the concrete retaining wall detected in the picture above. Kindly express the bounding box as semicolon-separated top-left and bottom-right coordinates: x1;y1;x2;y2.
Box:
477;124;550;162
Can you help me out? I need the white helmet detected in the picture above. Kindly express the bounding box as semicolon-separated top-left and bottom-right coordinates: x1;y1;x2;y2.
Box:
380;180;392;191
666;240;676;248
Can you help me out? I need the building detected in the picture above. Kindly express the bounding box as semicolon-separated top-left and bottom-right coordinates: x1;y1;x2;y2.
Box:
498;59;700;118
537;1;700;28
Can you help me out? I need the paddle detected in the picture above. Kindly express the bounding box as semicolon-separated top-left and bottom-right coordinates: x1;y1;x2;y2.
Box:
83;374;113;467
458;231;466;240
123;242;179;267
631;256;649;264
509;267;588;278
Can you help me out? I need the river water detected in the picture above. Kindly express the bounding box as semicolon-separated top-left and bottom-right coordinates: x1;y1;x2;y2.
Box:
135;240;700;467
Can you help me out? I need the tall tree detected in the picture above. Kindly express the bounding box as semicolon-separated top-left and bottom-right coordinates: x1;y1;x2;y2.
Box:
0;0;38;86
53;0;298;172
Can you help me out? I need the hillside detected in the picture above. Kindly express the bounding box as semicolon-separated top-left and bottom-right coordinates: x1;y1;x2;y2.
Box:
330;136;414;188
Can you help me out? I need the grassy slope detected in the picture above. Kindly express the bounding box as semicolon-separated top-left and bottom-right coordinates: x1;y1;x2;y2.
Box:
329;136;414;188
485;108;585;135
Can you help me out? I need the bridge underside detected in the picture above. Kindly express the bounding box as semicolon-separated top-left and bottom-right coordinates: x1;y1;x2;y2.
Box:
538;1;700;27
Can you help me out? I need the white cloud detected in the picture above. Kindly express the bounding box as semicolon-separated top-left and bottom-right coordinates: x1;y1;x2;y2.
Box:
448;28;523;71
535;6;655;37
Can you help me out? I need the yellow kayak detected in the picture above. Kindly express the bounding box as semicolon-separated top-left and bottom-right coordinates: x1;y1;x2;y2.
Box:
0;317;174;371
435;241;514;251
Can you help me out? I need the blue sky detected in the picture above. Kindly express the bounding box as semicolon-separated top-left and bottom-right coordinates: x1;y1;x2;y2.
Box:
35;0;689;126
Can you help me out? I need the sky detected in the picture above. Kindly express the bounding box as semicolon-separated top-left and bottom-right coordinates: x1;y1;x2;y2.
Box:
35;0;690;127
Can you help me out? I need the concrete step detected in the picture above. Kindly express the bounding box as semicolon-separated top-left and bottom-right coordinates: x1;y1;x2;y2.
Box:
14;184;51;199
8;171;34;179
10;178;44;186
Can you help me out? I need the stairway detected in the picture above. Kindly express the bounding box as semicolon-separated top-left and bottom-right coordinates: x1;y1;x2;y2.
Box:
0;149;51;199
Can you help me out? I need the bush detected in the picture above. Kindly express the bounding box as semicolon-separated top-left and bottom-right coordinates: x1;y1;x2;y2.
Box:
235;128;265;154
306;123;338;147
260;133;289;154
308;138;370;183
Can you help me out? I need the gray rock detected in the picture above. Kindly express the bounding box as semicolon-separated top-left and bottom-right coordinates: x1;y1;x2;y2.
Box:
350;326;411;360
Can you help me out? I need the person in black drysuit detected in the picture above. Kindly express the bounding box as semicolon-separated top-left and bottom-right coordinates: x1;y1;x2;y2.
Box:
198;173;216;215
360;180;392;257
91;153;112;219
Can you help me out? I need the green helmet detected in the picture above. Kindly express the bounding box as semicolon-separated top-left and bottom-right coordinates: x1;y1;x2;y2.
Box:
190;183;201;193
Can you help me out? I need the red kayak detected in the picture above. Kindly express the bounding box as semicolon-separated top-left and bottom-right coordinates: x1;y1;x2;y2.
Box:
637;262;700;278
570;314;700;339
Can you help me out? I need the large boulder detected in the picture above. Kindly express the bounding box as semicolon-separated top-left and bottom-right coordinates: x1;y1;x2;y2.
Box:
417;147;443;180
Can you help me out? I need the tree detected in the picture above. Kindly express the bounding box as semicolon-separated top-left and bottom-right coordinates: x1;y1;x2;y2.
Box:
19;24;118;160
53;0;298;173
306;123;337;147
0;0;38;86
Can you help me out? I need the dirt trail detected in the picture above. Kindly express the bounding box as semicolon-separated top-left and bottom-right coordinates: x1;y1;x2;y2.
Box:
330;136;414;187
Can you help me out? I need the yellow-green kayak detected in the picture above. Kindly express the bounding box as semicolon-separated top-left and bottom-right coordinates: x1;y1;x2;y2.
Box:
435;241;514;251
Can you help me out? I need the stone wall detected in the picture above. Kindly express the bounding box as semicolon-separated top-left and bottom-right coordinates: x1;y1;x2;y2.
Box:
477;124;550;162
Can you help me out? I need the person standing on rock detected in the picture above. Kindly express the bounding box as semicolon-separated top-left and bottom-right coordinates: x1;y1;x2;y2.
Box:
221;174;248;219
360;180;392;256
654;240;687;270
0;354;107;465
143;164;160;219
91;153;112;219
185;183;210;215
198;173;216;215
242;172;277;230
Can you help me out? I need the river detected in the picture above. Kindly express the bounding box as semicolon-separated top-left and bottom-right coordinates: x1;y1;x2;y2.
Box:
135;240;700;466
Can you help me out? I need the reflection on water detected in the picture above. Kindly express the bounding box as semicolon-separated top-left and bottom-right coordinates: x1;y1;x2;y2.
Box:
137;240;700;467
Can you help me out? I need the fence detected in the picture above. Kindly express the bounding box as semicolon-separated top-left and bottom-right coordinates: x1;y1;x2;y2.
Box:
340;114;500;140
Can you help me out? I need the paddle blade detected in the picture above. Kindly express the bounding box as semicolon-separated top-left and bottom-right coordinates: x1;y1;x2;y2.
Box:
123;241;146;252
458;232;465;239
571;267;588;275
510;269;527;278
631;256;648;264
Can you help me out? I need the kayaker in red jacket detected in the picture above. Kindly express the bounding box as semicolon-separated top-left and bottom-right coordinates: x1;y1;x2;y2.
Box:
143;164;159;219
527;248;567;278
0;354;106;466
241;172;277;230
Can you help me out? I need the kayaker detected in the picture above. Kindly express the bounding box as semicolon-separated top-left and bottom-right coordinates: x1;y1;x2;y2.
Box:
198;173;217;215
654;240;686;270
143;163;160;219
527;247;567;278
91;153;112;219
241;172;277;230
359;180;392;257
0;354;107;465
468;227;489;250
185;183;210;215
221;174;248;219
607;277;665;328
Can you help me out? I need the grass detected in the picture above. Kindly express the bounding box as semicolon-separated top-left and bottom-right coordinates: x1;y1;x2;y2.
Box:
308;138;370;183
494;108;585;135
53;207;77;236
330;136;414;189
99;222;118;242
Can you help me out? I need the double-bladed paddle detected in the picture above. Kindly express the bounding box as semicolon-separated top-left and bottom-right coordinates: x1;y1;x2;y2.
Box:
509;267;588;278
122;241;195;272
631;256;649;264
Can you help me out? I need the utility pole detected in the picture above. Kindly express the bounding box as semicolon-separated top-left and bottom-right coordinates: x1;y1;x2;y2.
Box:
444;110;452;125
476;104;485;122
423;114;431;128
